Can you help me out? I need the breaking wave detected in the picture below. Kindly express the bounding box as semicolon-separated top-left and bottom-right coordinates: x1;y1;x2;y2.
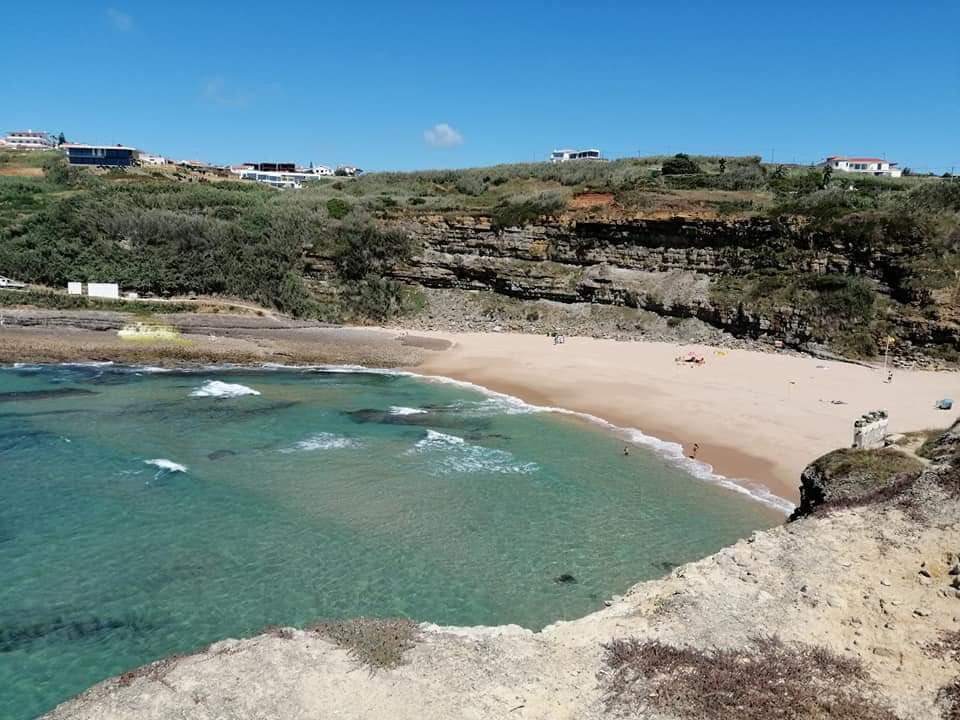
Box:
144;458;188;473
280;432;356;453
410;429;539;475
389;406;427;415
189;380;261;398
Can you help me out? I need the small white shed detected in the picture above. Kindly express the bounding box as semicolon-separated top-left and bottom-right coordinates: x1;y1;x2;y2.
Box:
67;282;83;295
87;283;120;300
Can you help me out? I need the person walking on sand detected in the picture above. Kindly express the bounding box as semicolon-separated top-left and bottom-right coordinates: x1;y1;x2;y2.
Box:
689;443;700;459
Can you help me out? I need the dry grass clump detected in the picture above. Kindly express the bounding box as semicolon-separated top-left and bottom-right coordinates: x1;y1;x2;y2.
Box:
309;618;419;670
600;636;899;720
939;681;960;720
925;629;960;660
259;625;295;640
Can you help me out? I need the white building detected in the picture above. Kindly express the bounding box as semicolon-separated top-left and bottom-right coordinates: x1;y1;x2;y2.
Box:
67;282;119;299
1;130;56;150
229;164;334;189
335;165;362;176
550;148;602;163
825;156;903;178
139;153;168;166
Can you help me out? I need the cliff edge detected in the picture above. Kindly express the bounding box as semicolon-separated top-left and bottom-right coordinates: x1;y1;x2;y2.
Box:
44;428;960;720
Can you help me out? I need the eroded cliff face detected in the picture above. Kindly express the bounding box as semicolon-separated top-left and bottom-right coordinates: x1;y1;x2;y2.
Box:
304;214;960;357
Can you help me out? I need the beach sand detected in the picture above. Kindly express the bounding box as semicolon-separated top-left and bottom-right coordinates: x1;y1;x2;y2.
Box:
4;310;957;507
403;331;960;505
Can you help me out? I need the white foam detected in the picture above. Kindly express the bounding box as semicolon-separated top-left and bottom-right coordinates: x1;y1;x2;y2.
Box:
144;458;188;473
189;380;261;398
409;429;539;475
376;369;795;514
50;361;794;513
280;432;356;453
389;406;427;415
414;429;466;449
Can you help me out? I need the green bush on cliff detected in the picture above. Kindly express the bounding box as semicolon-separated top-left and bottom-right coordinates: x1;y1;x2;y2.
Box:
490;190;569;228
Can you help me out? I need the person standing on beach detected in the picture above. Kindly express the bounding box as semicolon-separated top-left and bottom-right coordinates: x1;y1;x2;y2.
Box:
689;443;699;459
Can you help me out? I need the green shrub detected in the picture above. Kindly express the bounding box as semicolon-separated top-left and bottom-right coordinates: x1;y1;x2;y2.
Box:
660;153;701;175
326;197;352;219
491;190;568;229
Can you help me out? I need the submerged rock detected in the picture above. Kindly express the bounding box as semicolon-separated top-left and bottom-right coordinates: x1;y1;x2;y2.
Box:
207;449;238;461
554;574;577;584
0;388;96;403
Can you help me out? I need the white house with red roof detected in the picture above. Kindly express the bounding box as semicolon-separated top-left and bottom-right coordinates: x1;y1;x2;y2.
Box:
824;155;902;178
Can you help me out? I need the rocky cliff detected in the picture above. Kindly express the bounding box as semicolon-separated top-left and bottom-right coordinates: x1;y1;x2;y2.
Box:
306;214;960;359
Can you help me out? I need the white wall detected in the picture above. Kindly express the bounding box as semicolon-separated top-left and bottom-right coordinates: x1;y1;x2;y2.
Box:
87;283;120;299
67;282;83;295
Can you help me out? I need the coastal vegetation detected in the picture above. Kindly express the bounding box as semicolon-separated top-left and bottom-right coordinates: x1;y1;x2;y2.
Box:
1;148;959;359
307;619;419;670
601;636;899;720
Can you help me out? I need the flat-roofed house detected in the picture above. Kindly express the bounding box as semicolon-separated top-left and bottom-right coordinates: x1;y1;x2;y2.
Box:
63;144;138;167
1;130;55;150
825;156;902;178
550;148;603;163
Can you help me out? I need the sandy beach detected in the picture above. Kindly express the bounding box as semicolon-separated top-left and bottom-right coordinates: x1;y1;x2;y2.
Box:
3;310;958;507
404;330;960;506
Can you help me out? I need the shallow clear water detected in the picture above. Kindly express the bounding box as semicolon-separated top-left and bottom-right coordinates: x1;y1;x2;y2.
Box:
0;365;783;718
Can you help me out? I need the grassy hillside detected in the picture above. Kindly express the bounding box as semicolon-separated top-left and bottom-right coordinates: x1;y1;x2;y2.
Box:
1;149;958;354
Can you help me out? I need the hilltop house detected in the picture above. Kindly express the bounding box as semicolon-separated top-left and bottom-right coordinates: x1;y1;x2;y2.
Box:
550;148;602;163
63;144;137;167
138;153;168;166
229;162;332;189
1;130;56;150
825;156;902;178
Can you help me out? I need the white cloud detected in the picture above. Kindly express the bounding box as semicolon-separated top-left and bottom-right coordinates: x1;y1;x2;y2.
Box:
107;8;133;31
201;77;250;109
423;123;464;147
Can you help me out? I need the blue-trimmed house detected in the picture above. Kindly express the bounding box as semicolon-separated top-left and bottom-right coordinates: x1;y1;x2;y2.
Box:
63;144;137;167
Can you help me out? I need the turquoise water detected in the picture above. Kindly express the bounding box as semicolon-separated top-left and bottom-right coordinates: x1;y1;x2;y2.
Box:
0;364;783;718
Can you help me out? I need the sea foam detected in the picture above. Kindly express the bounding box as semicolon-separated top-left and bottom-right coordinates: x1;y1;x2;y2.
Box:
189;380;261;398
280;432;356;453
389;406;427;415
144;458;188;473
410;429;539;475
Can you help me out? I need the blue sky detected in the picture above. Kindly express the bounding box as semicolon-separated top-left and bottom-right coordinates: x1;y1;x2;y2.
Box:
2;1;958;172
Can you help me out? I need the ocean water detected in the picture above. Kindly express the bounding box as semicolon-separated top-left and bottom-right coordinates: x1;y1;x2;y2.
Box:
0;365;784;718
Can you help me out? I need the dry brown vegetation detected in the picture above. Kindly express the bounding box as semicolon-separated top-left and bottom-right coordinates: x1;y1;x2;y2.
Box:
600;636;899;720
308;618;419;670
940;681;960;720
